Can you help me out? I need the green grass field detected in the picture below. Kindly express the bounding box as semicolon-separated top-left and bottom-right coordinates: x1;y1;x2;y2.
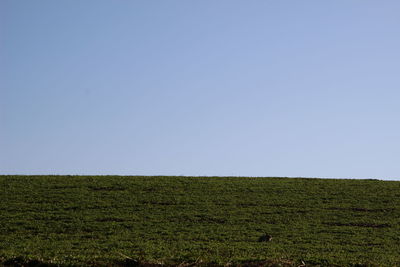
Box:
1;175;400;266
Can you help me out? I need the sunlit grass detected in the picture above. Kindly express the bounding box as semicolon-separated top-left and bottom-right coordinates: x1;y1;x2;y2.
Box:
1;175;400;266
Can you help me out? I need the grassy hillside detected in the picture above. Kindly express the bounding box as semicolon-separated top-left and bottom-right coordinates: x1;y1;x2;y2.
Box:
1;175;400;266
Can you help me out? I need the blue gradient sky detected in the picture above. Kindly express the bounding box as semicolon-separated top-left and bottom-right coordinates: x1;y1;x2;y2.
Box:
1;1;400;179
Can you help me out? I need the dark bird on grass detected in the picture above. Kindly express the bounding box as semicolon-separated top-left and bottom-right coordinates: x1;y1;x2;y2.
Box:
258;233;272;242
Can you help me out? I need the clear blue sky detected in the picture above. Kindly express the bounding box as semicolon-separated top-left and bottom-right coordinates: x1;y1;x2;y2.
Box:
1;1;399;179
